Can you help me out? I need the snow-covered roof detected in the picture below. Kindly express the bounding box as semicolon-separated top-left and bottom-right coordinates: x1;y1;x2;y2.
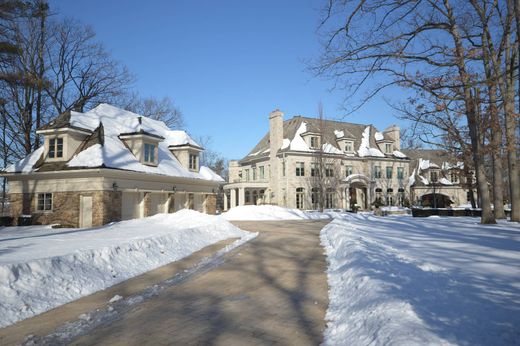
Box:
4;104;223;182
358;127;385;157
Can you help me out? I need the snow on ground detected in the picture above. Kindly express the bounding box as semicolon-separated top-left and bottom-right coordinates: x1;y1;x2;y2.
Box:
0;210;256;328
321;213;520;345
222;205;331;221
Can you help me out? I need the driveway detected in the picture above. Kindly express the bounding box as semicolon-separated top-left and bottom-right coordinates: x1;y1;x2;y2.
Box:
3;219;331;345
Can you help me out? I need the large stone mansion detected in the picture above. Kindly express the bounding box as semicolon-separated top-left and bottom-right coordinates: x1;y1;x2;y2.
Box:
223;110;473;211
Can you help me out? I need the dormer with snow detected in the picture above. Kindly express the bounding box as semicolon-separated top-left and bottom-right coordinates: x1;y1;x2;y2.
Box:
119;117;164;167
168;133;203;172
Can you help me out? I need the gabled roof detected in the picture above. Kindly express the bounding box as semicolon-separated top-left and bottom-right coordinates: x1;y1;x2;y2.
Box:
4;104;223;182
242;116;405;162
402;149;463;187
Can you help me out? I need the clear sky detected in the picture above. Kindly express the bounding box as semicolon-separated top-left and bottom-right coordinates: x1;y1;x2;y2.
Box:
48;0;408;159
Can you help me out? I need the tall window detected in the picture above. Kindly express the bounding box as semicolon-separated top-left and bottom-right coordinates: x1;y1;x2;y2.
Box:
310;136;319;148
374;166;382;179
385;143;392;153
386;188;394;206
325;164;334;177
259;166;265;180
325;188;334;209
245;169;250;181
397;167;404;179
48;138;63;158
311;163;319;177
386;166;393;179
450;172;459;183
144;143;156;163
296;162;305;176
37;193;52;211
430;171;438;182
296;187;305;209
311;188;320;210
397;188;405;206
245;191;251;204
345;142;353;152
252;167;257;180
345;165;353;177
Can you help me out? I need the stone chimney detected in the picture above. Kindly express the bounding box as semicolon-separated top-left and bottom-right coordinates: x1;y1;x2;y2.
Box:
269;109;283;205
383;125;401;150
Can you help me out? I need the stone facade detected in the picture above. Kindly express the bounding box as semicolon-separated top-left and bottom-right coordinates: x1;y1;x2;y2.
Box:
205;194;217;214
9;190;122;227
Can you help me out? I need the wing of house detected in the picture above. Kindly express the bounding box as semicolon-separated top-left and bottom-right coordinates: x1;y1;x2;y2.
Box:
1;104;223;227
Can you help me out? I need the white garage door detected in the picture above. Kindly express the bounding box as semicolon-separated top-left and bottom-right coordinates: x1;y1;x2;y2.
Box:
150;193;168;215
122;192;142;220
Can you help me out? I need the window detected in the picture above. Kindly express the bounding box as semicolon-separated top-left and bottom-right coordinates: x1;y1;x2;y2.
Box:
245;191;251;204
188;153;198;170
311;188;320;210
282;160;286;177
345;165;353;177
188;193;194;209
450;172;459;183
325;189;334;209
345;142;353;152
252;167;257;180
37;193;52;211
296;187;305;209
48;138;63;158
386;166;393;179
397;188;405;206
245;169;250;181
385;143;392;153
296;162;305;176
325;164;334;177
144;143;156;164
311;163;319;177
310;136;319;149
259;166;265;180
430;171;438;183
374;166;382;179
397;167;404;179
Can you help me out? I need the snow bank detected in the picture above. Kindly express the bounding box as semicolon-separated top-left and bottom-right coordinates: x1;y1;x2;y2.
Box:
358;127;385;157
222;205;330;221
0;210;255;327
289;122;310;151
321;213;520;345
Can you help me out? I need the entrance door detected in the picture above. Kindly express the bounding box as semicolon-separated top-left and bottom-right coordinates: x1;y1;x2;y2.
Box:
79;196;93;228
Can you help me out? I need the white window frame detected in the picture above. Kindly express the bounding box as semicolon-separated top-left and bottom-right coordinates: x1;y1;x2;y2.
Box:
36;193;53;212
189;153;198;170
296;162;305;177
48;137;64;159
144;143;156;164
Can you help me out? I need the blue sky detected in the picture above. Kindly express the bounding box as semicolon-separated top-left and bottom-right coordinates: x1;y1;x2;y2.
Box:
49;0;408;159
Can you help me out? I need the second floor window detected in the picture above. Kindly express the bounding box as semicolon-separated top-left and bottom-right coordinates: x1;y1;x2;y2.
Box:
430;171;438;183
252;167;257;180
245;169;250;181
311;163;319;177
345;165;353;177
259;166;265;180
189;153;198;170
296;162;305;176
374;166;382;179
325;164;334;177
397;167;404;179
144;143;156;163
49;138;63;158
386;166;393;179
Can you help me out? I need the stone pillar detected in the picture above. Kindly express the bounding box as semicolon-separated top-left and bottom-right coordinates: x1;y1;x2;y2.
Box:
142;192;151;217
223;192;228;211
238;187;245;206
230;189;237;208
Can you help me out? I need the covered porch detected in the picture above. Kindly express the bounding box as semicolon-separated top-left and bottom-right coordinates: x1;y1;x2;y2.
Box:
223;182;269;211
342;174;373;211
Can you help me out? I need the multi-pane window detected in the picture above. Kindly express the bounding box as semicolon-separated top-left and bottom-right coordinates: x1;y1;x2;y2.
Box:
385;143;392;153
450;172;459;183
345;142;353;152
37;193;52;211
374;166;382;179
311;163;319;177
311;188;320;210
386;188;394;206
397;167;404;179
310;136;319;148
144;143;156;163
386;166;393;179
345;165;353;177
296;162;305;176
296;187;305;209
325;164;334;177
190;154;197;170
325;189;334;209
245;169;250;181
48;138;63;158
252;167;257;180
259;166;265;180
430;171;438;182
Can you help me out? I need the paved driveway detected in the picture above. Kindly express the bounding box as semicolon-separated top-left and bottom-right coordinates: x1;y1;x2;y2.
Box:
3;219;331;345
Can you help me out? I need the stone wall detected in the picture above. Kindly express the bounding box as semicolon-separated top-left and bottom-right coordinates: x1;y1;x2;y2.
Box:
9;190;121;227
205;194;217;214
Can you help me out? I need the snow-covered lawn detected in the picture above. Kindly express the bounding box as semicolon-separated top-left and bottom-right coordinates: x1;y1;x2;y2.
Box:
321;214;520;345
222;205;331;221
0;210;255;328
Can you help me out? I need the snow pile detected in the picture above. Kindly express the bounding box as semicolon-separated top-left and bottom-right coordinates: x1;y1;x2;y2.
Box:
392;150;407;158
222;205;330;221
321;213;520;345
374;131;384;141
408;169;416;186
322;143;343;154
3;147;44;173
199;166;225;182
334;130;344;138
358;127;385;157
418;158;439;172
438;177;453;185
289;122;310;151
281;138;291;149
0;210;255;327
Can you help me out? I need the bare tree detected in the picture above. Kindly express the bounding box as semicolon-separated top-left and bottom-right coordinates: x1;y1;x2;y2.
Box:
120;92;184;129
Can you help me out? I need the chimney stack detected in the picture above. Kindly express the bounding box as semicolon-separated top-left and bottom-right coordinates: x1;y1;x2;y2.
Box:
268;109;284;205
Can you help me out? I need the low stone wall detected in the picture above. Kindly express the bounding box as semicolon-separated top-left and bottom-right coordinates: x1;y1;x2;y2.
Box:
9;191;121;227
411;208;482;218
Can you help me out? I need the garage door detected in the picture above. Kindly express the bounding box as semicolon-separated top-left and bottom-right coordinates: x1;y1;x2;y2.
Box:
150;193;168;215
122;192;142;220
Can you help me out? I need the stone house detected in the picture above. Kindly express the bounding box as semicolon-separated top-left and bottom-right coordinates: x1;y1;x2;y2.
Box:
224;110;472;211
1;104;223;227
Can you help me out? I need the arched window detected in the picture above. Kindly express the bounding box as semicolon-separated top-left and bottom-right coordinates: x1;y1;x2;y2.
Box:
397;188;405;206
386;188;394;206
296;187;305;209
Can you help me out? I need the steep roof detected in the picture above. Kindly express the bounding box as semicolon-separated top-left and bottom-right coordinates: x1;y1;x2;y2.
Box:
402;149;463;187
242;116;404;162
4;104;223;182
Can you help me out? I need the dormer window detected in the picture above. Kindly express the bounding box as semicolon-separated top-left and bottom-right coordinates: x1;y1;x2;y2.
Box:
385;143;392;153
48;138;63;158
144;143;156;164
310;136;320;149
189;153;198;170
345;141;353;152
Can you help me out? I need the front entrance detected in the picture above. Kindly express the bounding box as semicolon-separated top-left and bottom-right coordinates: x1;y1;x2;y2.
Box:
79;195;93;228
